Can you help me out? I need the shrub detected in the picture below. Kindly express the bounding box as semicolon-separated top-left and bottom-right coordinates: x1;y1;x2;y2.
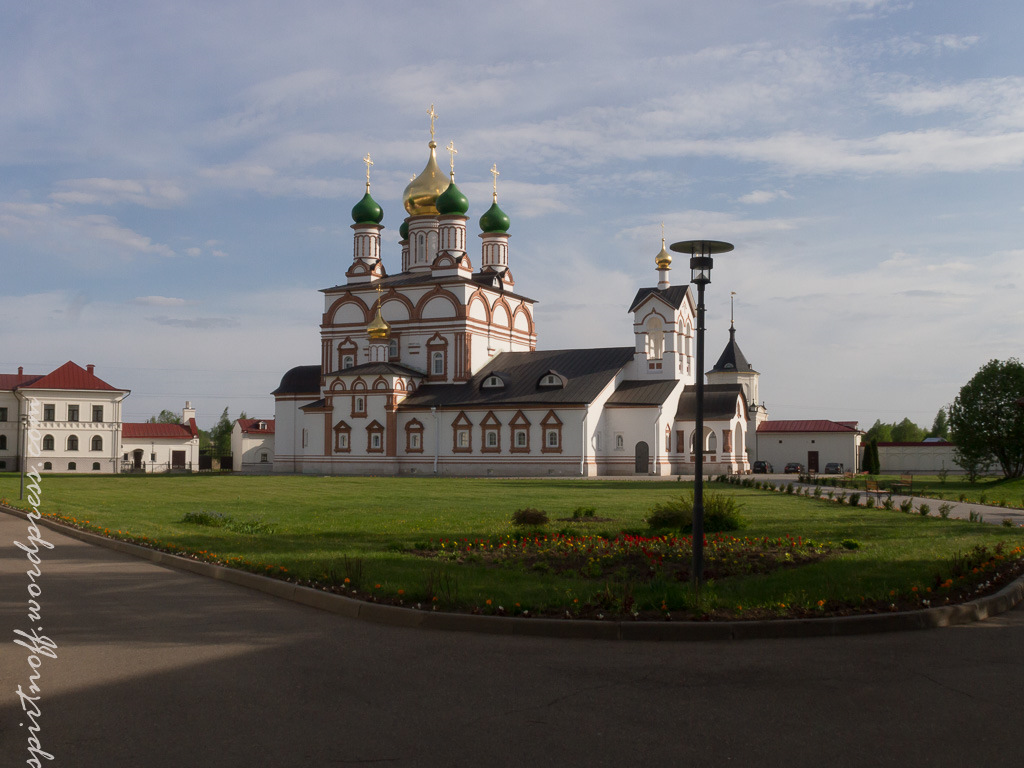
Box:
918;503;930;517
841;539;861;550
226;518;276;535
968;510;983;523
646;492;744;533
899;500;913;513
959;493;968;502
786;483;794;494
1003;517;1015;527
512;508;549;526
849;492;861;506
939;503;953;519
865;496;876;508
181;510;229;527
572;506;597;519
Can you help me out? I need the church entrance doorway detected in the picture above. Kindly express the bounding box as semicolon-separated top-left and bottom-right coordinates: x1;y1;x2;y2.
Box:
634;441;649;473
132;449;144;470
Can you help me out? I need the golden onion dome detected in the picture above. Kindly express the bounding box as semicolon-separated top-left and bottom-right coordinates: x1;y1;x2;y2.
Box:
403;140;448;216
655;237;672;269
367;301;391;341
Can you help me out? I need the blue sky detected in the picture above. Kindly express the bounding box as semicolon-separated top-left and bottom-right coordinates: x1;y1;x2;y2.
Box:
2;0;1022;430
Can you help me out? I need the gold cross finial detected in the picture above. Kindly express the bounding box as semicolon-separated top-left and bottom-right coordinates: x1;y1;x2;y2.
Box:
490;163;499;199
427;104;438;141
363;153;373;190
661;221;665;245
446;140;457;177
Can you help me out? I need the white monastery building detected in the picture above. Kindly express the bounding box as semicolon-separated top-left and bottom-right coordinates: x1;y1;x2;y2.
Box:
273;120;774;477
0;361;199;473
231;418;276;473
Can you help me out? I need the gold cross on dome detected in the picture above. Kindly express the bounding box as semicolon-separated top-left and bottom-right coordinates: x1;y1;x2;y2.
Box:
490;163;500;196
363;153;373;187
427;104;438;140
446;141;457;175
660;221;665;244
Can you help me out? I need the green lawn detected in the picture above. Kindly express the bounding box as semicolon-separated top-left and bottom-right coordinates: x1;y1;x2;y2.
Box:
4;473;1023;620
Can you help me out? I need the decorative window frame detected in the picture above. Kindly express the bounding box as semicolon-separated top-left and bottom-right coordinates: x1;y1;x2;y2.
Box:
540;410;563;454
337;337;358;370
480;412;501;453
351;387;367;418
427;334;449;382
42;434;55;451
91;435;103;451
333;421;352;453
366;420;384;453
388;335;400;361
451;411;472;453
509;410;531;454
405;419;424;453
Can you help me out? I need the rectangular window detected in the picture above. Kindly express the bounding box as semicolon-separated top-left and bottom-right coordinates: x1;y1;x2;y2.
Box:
93;405;104;422
457;430;469;448
0;407;7;421
515;430;527;447
43;404;55;421
546;429;559;448
260;452;268;463
68;405;79;422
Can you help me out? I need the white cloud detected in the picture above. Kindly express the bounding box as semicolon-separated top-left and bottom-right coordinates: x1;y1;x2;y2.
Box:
50;178;187;208
133;296;190;307
738;189;793;204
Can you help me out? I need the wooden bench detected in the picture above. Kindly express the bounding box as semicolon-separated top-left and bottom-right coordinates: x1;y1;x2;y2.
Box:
891;474;913;495
865;478;888;501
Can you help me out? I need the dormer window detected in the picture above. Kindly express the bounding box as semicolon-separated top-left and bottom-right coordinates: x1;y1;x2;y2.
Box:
537;371;566;388
257;421;267;430
482;374;506;389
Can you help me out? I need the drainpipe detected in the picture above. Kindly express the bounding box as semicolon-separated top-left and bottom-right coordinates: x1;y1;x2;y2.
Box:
652;405;663;475
431;406;439;475
580;404;590;476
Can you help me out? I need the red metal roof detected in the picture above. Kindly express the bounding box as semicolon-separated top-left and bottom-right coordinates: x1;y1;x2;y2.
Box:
19;361;125;392
758;420;861;434
237;418;275;435
122;423;195;439
0;373;43;389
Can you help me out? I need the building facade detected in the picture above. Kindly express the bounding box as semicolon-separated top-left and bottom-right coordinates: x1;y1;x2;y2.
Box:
274;127;753;477
232;418;276;473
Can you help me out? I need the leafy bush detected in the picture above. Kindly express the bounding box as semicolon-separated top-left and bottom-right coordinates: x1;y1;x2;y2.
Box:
865;496;876;508
512;508;549;526
181;510;229;527
938;503;953;519
849;492;861;506
918;503;930;517
1002;517;1015;527
900;500;913;513
572;506;597;519
646;491;744;533
841;539;861;550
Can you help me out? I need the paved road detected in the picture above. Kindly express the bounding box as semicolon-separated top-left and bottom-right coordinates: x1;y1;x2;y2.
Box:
3;510;1024;768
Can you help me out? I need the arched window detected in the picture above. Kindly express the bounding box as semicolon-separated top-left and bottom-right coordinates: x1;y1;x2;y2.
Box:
68;462;76;471
646;315;664;360
43;462;52;470
43;435;55;451
67;435;79;451
91;435;103;451
92;462;101;471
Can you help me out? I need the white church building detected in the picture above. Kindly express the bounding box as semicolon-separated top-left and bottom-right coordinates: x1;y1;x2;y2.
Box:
273;122;764;477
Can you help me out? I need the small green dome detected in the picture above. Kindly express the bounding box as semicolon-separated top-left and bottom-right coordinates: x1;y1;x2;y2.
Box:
351;190;383;225
479;196;510;233
436;179;469;216
399;219;409;240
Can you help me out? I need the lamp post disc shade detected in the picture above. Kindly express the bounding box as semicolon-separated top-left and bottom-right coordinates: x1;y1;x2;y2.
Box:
669;240;734;255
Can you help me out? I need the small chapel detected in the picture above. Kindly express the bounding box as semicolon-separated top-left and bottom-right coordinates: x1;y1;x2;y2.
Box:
273;112;765;476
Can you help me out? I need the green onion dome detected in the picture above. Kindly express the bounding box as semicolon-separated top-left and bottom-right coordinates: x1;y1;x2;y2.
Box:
479;195;510;233
351;189;384;225
436;177;469;216
399;219;409;241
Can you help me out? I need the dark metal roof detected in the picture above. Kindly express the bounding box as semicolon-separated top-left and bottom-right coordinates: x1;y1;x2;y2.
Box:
400;347;634;410
272;365;321;396
675;383;747;421
321;271;536;305
628;284;691;314
325;361;424;378
710;326;755;373
605;379;680;407
757;420;862;434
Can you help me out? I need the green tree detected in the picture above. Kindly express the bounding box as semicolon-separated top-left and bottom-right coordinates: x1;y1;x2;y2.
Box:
891;417;925;443
208;407;234;456
864;438;880;475
147;409;182;424
927;408;950;440
864;420;893;444
948;358;1024;479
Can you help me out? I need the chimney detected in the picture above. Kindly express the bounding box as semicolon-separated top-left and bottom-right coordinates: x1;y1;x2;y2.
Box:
18;366;23;376
87;364;95;374
182;401;197;424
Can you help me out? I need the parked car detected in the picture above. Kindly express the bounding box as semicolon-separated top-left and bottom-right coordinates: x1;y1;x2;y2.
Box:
824;462;844;474
752;460;774;474
784;462;804;473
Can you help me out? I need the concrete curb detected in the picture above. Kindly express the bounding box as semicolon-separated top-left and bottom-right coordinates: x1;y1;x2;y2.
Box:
7;506;1024;641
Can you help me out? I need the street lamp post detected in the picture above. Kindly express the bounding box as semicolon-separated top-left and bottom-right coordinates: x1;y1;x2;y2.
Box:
670;239;734;587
